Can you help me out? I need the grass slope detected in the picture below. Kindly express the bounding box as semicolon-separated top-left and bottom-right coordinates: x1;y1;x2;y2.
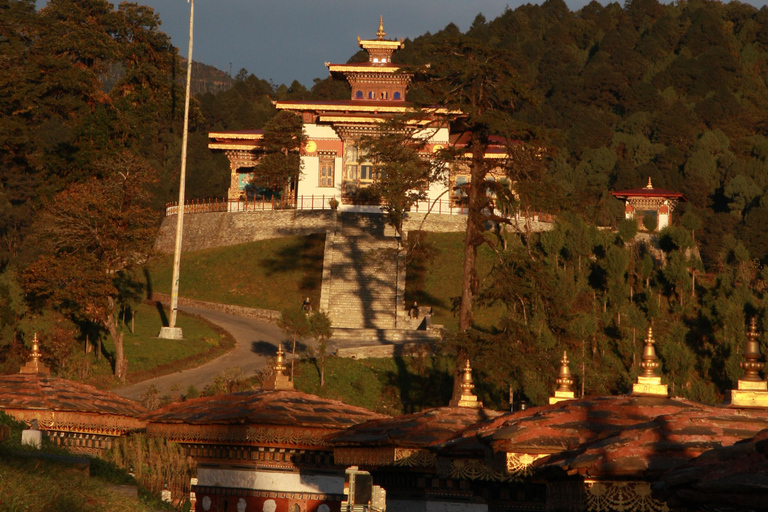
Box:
293;355;456;415
58;302;234;389
0;412;174;512
406;232;506;331
147;234;325;312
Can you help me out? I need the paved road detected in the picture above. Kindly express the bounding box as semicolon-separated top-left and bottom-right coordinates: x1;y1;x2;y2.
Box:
114;306;286;401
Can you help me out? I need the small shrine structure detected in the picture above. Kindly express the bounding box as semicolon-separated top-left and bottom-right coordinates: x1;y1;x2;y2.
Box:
142;355;384;512
328;360;504;512
0;334;146;454
611;178;686;231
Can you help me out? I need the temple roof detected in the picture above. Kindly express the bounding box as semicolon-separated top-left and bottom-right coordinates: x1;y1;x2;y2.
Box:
142;389;384;429
461;395;768;480
656;427;768;510
0;373;146;417
328;406;501;450
611;179;687;201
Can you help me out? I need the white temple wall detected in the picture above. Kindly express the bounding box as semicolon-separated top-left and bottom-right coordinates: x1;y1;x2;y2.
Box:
197;468;344;494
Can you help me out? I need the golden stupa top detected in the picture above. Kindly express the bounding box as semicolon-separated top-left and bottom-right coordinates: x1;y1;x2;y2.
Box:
632;326;669;397
449;359;483;408
19;333;50;376
357;17;405;54
263;345;293;391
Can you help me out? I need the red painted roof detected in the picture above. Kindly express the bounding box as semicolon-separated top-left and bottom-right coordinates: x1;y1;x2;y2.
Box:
143;389;385;429
459;395;768;480
328;406;501;449
611;187;687;200
0;373;146;417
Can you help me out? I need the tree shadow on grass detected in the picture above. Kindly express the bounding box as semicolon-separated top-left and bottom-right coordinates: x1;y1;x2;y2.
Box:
260;233;325;303
404;231;448;313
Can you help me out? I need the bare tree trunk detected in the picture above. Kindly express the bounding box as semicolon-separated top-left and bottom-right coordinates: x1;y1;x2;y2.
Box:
105;312;127;382
291;336;296;382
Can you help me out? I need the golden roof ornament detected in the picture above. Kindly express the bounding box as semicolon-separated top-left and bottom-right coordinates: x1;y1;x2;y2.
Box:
449;359;483;408
632;326;668;396
376;16;386;40
645;177;653;189
20;333;50;376
549;351;575;404
263;345;293;390
726;317;768;407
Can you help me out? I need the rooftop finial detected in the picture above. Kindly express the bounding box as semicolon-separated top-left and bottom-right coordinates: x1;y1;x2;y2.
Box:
632;326;668;396
646;176;653;189
727;317;768;407
20;333;50;375
741;317;764;382
376;16;386;40
450;359;483;408
263;345;293;390
549;351;576;404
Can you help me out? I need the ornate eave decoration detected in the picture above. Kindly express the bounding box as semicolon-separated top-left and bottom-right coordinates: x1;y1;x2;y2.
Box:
584;480;669;512
147;423;333;448
333;446;436;468
7;409;145;436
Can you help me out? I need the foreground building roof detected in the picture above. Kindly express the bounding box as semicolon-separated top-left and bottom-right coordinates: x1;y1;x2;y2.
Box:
144;389;386;447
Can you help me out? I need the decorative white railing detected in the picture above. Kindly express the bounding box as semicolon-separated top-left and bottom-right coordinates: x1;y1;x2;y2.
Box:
164;195;556;223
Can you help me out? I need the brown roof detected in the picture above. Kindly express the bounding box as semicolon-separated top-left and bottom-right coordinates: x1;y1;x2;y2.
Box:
470;396;768;480
328;406;502;450
0;374;146;417
611;187;686;200
655;427;768;510
143;389;384;429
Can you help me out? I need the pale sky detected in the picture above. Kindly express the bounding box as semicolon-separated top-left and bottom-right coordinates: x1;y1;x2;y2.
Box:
38;0;768;87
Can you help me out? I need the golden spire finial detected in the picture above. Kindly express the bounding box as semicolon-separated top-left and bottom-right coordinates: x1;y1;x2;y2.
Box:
376;16;386;40
274;345;287;375
727;317;768;407
640;326;660;378
741;317;764;382
20;333;50;375
556;351;574;392
450;359;483;408
632;326;668;396
646;177;653;189
550;351;576;404
263;345;293;390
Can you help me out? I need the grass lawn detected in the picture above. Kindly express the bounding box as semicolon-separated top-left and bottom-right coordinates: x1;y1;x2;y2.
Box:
292;355;455;415
0;413;175;512
58;302;235;389
405;231;508;331
146;233;325;312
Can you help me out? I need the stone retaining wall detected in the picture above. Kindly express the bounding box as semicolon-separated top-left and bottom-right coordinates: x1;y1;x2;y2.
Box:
155;210;553;254
150;293;281;323
155;210;338;253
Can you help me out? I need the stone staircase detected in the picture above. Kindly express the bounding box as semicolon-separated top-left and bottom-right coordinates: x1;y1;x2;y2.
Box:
321;213;400;329
319;212;442;355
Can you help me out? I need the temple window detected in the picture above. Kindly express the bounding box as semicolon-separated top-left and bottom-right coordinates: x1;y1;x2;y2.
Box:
394;91;401;100
319;158;335;187
368;91;374;99
356;90;363;99
345;144;359;181
361;164;374;182
373;57;379;63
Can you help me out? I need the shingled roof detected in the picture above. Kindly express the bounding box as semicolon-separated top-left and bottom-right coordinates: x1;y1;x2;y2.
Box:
143;390;386;447
0;373;146;434
468;395;768;480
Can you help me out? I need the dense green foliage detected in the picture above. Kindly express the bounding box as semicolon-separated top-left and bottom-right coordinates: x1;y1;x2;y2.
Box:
395;0;768;268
